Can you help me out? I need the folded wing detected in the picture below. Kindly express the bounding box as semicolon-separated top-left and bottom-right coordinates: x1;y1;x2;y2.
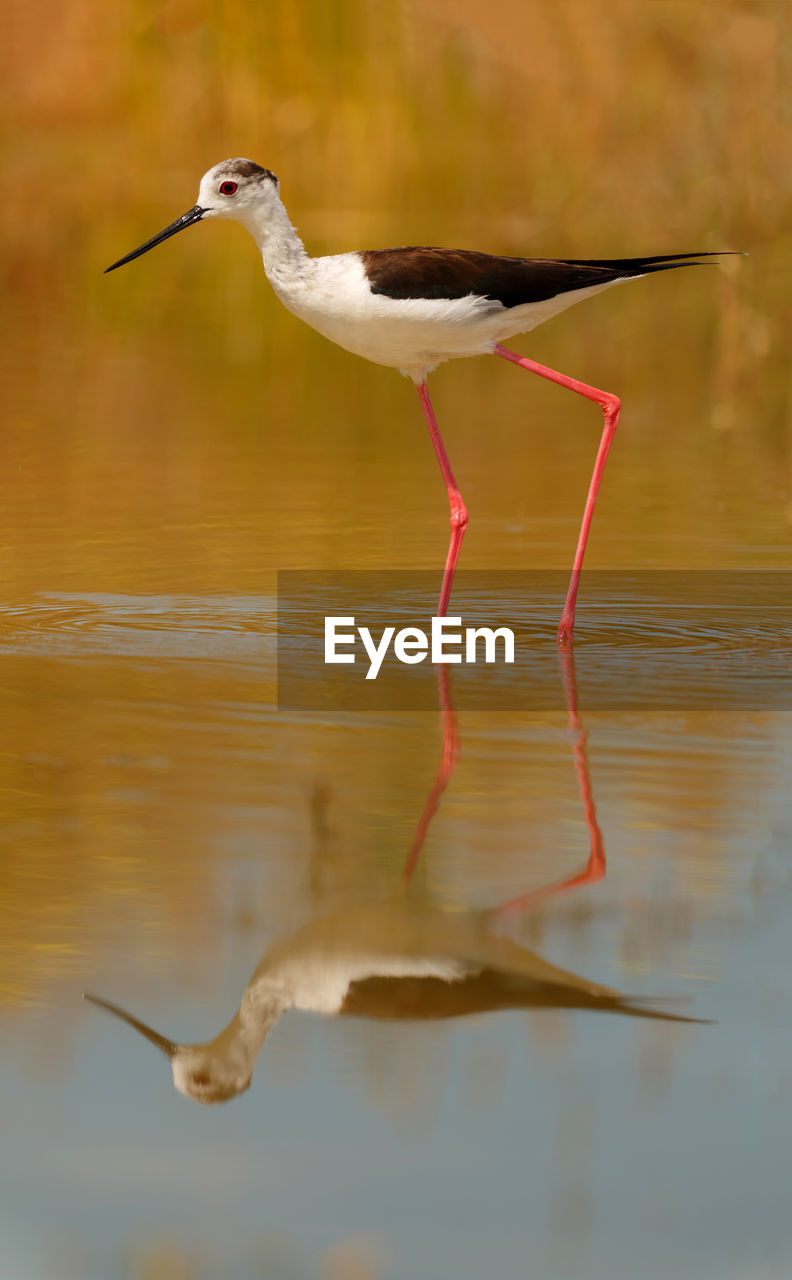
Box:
360;248;722;309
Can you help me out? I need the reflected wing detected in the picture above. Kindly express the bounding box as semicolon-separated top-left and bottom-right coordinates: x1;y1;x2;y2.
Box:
340;971;711;1023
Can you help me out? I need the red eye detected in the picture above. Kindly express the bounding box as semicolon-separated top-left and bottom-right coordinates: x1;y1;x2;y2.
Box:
220;181;237;196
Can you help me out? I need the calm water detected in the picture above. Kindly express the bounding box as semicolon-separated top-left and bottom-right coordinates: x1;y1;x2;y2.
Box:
4;3;792;1277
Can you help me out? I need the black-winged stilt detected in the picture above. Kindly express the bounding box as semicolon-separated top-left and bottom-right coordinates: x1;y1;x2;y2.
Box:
106;158;731;645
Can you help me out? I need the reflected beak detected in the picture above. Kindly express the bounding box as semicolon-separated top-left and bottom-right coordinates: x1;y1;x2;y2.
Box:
105;205;205;273
83;993;177;1057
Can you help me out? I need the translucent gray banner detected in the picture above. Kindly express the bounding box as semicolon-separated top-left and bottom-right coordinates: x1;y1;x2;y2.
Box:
276;571;792;711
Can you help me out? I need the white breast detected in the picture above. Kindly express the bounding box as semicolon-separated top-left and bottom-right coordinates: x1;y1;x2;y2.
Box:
267;252;496;376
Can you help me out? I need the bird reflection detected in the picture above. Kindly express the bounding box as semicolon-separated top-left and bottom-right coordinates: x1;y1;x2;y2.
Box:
85;654;707;1106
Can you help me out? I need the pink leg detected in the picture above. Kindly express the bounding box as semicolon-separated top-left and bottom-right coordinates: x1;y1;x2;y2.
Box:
417;382;468;618
488;649;605;919
402;666;460;881
494;344;621;648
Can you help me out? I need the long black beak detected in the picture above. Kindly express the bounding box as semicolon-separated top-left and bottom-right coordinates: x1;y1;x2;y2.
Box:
84;992;177;1057
105;205;205;273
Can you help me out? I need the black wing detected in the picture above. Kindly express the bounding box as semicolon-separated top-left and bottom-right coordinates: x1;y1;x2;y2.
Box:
360;247;724;309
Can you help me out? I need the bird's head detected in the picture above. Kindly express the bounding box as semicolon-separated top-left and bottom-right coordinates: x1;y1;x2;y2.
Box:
196;158;280;221
104;157;279;273
83;993;253;1105
171;1046;253;1105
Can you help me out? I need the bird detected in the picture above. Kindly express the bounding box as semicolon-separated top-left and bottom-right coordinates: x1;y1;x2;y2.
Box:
106;158;732;646
84;895;709;1105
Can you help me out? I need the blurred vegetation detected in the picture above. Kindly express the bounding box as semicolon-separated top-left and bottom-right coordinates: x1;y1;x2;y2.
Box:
3;0;791;260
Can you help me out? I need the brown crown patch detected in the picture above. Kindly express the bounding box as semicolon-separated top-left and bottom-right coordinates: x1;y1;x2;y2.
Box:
217;158;278;184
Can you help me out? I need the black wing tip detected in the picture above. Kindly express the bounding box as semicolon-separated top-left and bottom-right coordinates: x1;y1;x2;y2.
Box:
560;250;745;274
608;250;746;281
653;250;747;267
619;994;716;1025
652;250;744;260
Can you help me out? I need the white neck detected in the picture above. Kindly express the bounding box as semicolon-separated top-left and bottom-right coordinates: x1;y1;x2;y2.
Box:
222;978;291;1062
216;997;280;1066
240;194;310;279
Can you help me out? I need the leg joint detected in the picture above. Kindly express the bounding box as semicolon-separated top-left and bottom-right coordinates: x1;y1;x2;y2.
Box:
449;501;468;531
